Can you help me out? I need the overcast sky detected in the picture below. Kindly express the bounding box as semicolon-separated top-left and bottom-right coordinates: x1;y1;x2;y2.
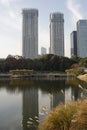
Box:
0;0;87;58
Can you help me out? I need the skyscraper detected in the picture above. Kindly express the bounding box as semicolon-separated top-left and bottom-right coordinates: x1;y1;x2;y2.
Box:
70;31;77;57
41;47;47;55
50;12;64;56
77;20;87;58
22;9;38;59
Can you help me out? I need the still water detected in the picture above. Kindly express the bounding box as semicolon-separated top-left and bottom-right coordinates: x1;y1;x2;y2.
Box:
0;77;87;130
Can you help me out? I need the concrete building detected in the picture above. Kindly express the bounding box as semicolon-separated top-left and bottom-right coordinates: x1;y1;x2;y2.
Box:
41;47;47;55
22;9;38;59
50;12;64;56
70;31;77;57
77;20;87;58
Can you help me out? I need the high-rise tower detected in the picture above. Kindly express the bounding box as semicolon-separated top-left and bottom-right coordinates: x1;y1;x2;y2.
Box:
70;31;77;57
22;9;38;59
41;47;47;55
50;12;64;56
77;20;87;58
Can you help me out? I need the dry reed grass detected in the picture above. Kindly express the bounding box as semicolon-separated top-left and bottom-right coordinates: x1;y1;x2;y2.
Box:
39;101;79;130
72;99;87;130
39;99;87;130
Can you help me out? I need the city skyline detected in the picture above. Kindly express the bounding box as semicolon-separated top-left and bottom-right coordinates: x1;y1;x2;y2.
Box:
0;0;87;58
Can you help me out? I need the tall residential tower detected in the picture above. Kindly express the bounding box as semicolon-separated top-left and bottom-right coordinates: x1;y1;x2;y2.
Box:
22;9;38;59
77;20;87;58
50;12;64;56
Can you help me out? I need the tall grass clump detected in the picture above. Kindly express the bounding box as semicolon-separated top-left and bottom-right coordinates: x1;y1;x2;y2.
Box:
39;102;79;130
39;99;87;130
71;99;87;130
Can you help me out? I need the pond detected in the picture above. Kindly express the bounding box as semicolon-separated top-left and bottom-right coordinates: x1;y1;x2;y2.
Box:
0;77;87;130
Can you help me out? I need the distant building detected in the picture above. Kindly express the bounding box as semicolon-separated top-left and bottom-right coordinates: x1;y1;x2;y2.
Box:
70;31;77;57
50;12;64;56
41;47;47;55
49;47;50;54
77;20;87;58
22;9;38;59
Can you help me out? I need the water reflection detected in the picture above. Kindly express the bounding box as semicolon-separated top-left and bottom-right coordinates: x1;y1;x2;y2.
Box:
0;78;87;130
22;88;38;130
0;88;22;130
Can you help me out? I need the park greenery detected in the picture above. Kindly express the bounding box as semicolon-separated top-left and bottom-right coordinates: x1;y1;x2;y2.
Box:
0;54;87;72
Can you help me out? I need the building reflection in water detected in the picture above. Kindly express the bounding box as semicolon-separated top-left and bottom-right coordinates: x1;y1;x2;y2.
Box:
39;90;51;123
52;89;65;108
22;88;38;130
65;86;85;103
65;87;74;103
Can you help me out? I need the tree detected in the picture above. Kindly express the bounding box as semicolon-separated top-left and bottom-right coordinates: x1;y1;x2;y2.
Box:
79;57;87;67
